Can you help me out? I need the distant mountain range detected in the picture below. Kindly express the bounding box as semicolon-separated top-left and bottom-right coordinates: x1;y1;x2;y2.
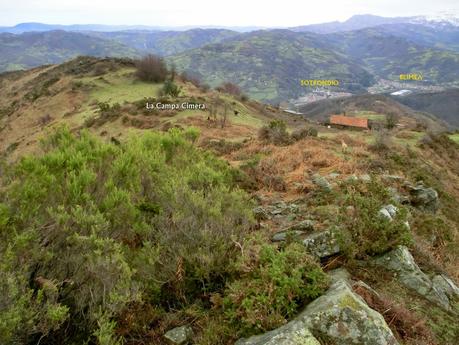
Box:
290;14;459;33
0;31;139;72
0;22;263;34
1;14;459;105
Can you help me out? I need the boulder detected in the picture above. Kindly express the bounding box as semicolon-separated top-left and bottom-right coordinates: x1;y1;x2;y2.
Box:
164;325;194;345
388;187;409;204
407;182;439;212
235;319;321;345
303;229;340;258
272;230;305;242
236;274;398;345
373;246;455;311
298;279;399;345
253;206;270;221
291;219;315;231
312;174;332;192
378;204;397;221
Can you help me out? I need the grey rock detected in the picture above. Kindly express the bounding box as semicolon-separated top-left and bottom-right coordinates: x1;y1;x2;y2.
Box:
373;246;453;311
164;325;194;345
379;204;398;221
384;205;398;218
328;268;351;285
272;220;315;242
235;319;321;345
312;174;332;192
236;276;398;345
407;183;439;212
303;229;340;258
291;219;315;231
360;174;372;182
253;206;269;221
299;279;399;345
432;275;459;301
388;187;409;204
379;208;393;221
272;230;305;242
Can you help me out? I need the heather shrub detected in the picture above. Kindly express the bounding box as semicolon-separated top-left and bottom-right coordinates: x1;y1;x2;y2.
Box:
221;237;329;334
0;127;253;344
336;179;413;259
258;120;291;145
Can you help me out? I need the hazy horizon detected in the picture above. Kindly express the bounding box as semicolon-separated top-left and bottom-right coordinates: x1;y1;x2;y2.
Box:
1;0;458;27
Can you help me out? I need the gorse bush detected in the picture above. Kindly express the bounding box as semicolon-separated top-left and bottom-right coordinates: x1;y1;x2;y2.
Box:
0;127;254;344
220;237;329;335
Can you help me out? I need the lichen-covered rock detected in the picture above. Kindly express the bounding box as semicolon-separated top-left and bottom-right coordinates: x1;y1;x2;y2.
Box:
235;319;321;345
291;219;315;231
328;267;351;285
303;229;340;258
432;274;459;301
272;230;305;242
407;182;439;212
236;273;399;345
299;279;399;345
312;174;332;192
253;206;270;221
373;246;454;311
164;325;194;345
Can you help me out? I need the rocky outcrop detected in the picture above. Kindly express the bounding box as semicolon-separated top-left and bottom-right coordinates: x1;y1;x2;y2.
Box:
312;174;332;192
164;325;194;345
236;272;399;345
303;229;340;259
271;220;315;242
373;246;458;311
298;278;399;345
406;182;439;212
235;319;321;345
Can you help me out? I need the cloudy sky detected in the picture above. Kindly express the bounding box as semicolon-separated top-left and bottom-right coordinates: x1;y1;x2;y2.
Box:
1;0;458;27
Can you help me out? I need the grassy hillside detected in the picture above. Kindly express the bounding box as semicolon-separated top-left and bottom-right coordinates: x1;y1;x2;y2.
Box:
0;56;305;161
169;30;375;102
393;89;459;129
0;31;139;72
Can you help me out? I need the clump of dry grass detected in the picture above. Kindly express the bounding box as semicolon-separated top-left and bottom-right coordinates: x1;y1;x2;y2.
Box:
353;284;437;345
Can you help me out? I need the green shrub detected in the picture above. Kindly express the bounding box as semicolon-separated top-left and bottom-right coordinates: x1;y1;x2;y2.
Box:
258;120;291;145
0;127;254;343
337;180;413;259
221;237;329;334
162;80;181;97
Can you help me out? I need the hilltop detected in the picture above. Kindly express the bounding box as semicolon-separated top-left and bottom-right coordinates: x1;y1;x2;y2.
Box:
1;57;459;345
0;56;304;160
